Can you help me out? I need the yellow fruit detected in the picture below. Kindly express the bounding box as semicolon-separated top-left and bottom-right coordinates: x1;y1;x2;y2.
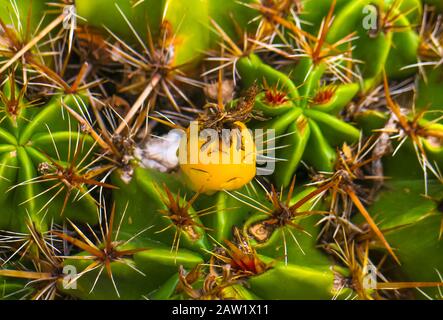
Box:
179;121;256;194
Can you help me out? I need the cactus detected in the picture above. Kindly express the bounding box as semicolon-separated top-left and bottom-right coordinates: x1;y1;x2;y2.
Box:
0;0;442;301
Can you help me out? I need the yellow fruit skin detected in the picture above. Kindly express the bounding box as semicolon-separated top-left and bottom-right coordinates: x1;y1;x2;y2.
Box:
179;122;256;194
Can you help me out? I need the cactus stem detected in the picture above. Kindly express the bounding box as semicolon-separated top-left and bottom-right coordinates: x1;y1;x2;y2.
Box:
51;205;150;297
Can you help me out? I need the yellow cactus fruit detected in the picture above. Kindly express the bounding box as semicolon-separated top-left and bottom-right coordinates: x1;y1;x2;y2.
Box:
179;121;256;194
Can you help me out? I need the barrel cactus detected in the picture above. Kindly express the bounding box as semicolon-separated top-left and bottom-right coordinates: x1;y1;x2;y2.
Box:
0;0;442;301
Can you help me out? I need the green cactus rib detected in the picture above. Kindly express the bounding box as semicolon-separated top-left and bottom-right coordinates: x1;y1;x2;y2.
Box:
68;167;344;300
0;82;97;231
237;54;360;187
353;180;443;299
61;244;205;300
354;90;443;180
